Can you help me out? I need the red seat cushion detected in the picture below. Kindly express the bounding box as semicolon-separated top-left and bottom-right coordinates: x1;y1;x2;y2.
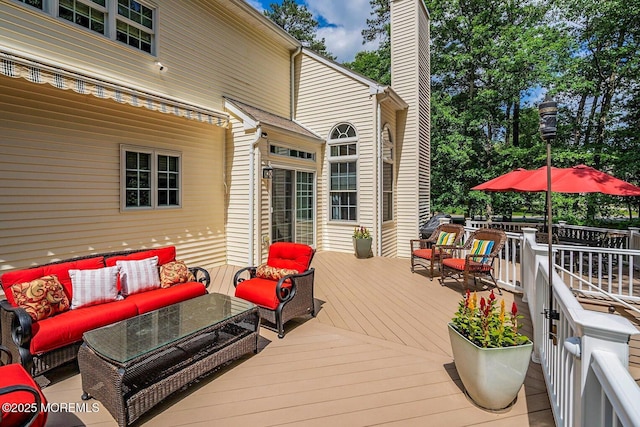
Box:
29;300;138;354
266;243;314;272
235;277;292;310
413;248;452;260
124;282;207;314
442;258;492;272
1;256;105;305
0;364;47;427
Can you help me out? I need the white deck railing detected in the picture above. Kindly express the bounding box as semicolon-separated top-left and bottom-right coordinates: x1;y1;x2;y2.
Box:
519;228;640;427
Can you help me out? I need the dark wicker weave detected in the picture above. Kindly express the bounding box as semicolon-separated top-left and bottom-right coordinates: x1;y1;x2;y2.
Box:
410;223;465;278
0;248;211;377
78;298;259;427
439;228;507;294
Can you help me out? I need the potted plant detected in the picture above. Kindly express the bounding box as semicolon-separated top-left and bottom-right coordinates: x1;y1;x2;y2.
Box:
352;226;372;258
448;289;533;411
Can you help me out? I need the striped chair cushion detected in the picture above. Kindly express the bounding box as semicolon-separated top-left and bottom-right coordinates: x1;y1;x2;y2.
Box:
116;256;161;296
69;266;120;309
470;239;495;263
436;231;457;245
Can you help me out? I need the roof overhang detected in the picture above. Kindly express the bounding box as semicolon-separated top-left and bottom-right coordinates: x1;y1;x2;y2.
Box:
224;97;323;143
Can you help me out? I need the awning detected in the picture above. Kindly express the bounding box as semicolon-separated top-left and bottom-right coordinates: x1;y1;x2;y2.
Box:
0;50;229;127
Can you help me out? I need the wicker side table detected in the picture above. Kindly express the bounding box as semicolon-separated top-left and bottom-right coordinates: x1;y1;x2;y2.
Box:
78;293;259;426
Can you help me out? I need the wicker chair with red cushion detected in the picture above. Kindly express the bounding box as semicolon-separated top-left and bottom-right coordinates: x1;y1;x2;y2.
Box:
0;345;47;427
410;223;465;278
439;228;507;294
234;243;315;338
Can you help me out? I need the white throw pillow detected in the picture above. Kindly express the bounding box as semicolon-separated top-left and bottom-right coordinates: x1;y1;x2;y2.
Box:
116;256;161;296
69;266;120;309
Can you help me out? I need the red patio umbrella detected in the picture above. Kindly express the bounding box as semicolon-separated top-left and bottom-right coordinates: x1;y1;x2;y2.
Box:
473;164;640;196
470;168;537;192
530;164;640;196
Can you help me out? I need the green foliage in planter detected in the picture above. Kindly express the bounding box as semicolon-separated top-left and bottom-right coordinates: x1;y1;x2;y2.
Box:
451;290;530;348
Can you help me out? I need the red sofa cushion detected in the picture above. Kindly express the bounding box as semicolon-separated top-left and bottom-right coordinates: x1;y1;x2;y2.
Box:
125;282;207;314
235;277;292;310
1;256;105;306
442;258;492;272
266;243;314;272
0;363;48;427
29;299;138;354
104;246;176;267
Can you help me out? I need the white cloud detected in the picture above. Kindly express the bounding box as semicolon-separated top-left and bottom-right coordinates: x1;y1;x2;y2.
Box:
304;0;378;63
246;0;264;13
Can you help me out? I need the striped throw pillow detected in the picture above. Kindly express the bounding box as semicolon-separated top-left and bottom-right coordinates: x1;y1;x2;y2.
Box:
470;239;495;263
117;256;161;296
436;231;457;246
69;266;120;309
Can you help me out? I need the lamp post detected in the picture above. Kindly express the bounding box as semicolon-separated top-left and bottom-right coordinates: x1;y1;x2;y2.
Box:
539;95;559;340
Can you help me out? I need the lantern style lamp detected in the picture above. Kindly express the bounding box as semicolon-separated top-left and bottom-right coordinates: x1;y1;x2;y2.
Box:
262;165;274;180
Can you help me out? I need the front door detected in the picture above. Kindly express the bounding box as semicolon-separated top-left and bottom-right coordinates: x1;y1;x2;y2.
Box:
271;168;315;246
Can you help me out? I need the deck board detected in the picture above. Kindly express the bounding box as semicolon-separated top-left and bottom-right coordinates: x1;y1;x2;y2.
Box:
42;251;555;426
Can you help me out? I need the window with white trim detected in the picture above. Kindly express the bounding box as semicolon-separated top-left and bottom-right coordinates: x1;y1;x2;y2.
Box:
382;125;394;221
15;0;155;54
328;123;358;221
121;146;181;210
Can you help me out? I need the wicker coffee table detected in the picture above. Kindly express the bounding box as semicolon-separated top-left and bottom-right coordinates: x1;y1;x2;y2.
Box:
78;293;259;426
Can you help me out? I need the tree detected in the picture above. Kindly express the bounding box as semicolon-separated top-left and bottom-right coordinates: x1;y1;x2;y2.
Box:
346;0;390;85
264;0;335;59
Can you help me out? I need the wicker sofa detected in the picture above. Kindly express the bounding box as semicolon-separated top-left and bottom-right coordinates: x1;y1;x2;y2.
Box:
0;246;210;376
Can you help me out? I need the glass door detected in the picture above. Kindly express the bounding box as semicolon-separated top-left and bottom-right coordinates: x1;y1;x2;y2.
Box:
271;169;315;246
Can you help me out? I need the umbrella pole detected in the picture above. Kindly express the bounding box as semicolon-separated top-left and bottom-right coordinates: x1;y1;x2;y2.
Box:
539;95;559;342
546;141;558;340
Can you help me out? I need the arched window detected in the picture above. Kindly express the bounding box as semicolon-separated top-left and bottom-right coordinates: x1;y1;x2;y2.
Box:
328;123;358;221
382;124;394;221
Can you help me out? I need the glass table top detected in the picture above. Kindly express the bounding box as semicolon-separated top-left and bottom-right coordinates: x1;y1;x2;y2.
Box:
82;293;256;364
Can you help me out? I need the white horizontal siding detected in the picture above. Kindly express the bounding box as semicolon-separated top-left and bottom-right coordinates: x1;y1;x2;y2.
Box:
0;0;292;118
0;75;226;271
391;0;430;258
296;53;376;254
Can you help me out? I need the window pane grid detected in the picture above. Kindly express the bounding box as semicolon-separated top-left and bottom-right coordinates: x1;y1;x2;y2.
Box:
18;0;43;9
125;151;151;208
157;154;179;207
59;0;106;35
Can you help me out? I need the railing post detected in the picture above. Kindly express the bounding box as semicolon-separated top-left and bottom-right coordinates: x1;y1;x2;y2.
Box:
570;312;639;427
521;227;546;364
629;227;640;267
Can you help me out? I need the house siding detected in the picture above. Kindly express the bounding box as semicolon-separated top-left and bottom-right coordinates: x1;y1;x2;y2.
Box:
390;0;431;258
295;52;376;254
0;0;292;117
0;76;226;270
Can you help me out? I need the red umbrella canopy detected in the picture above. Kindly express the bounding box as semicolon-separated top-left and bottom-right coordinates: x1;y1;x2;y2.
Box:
471;168;539;192
514;164;640;195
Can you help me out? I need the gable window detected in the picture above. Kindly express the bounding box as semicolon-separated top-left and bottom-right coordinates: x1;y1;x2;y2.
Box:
328;123;358;222
382;125;394;221
14;0;155;54
121;145;181;210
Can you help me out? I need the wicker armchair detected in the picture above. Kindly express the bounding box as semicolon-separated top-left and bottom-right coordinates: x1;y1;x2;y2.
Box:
234;242;315;338
439;228;507;294
0;345;47;427
410;223;465;278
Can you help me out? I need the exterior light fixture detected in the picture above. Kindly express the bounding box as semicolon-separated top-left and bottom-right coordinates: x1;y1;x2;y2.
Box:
538;94;559;341
155;61;167;72
262;165;274;180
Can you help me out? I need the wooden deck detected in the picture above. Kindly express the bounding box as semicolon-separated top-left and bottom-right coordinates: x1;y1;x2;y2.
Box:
42;251;555;426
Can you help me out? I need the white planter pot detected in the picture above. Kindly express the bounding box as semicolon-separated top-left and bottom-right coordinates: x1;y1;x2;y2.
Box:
448;323;533;410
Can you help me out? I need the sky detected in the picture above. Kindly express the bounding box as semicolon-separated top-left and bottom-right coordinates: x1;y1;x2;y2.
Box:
246;0;380;63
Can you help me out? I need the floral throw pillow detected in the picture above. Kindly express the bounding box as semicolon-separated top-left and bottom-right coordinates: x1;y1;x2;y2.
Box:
159;260;196;288
255;264;299;281
11;274;70;321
